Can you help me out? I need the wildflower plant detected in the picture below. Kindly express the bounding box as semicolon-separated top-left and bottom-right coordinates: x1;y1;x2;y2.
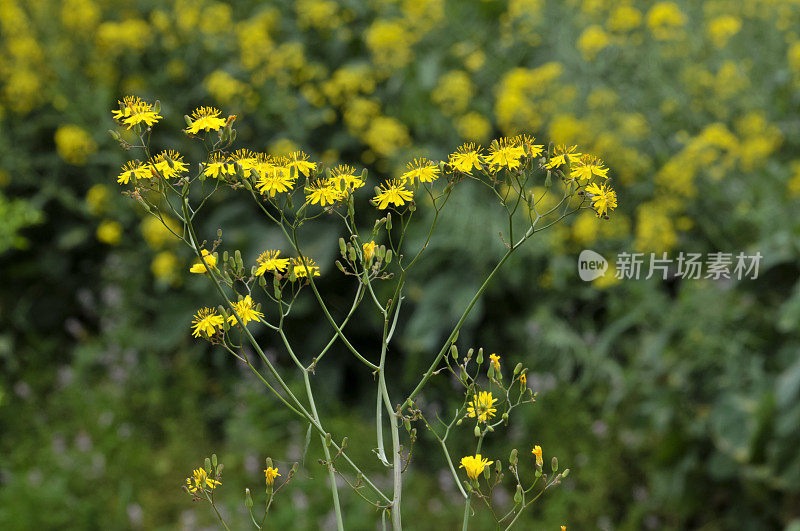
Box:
109;97;615;529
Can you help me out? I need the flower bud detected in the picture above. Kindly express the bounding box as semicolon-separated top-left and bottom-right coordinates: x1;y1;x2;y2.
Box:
338;238;347;257
561;468;569;478
245;488;253;508
551;457;558;472
212;454;218;468
509;448;518;465
385;212;392;230
513;363;522;376
450;344;458;360
513;484;523;504
476;348;484;365
474;425;481;437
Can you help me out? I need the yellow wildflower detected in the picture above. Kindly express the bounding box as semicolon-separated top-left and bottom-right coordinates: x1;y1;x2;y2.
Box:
520;372;527;388
204;152;236;179
256;166;295;197
329;164;365;192
96;220;122;245
191;307;224;338
532;445;543;467
363;241;377;262
185;106;227;135
467;391;498;423
400;158;440;183
117;161;152;184
448;143;483;174
570;155;609;181
373;179;413;209
112;95;162;129
231;149;258;171
489;353;501;372
292;257;321;279
185;467;221;494
228;295;264;326
486;138;525;172
513;135;545;158
585;182;618;217
189;249;217;274
255;250;290;276
459;454;493;481
264;467;281;486
546;145;582;169
287;150;317;177
55;124;97;165
150;150;189;180
305;180;344;206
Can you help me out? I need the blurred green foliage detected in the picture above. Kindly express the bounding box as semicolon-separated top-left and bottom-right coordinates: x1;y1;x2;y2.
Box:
2;0;800;529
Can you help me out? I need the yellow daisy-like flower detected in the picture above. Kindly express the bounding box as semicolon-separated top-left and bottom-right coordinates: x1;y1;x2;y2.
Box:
264;467;281;486
191;307;224;338
570;155;609;181
150;150;189;180
585;182;618;217
227;295;265;326
117;160;152;184
189;249;217;274
204;152;236;179
231;148;258;171
287;150;317;177
448;143;483;174
459;454;493;481
362;241;377;262
256;166;295;197
185;106;227;135
305;180;345;206
545;145;582;169
486;138;525;171
531;445;543;467
185;467;221;494
255;250;290;276
400;158;440;183
467;390;498;423
489;353;501;372
373;179;413;209
111;95;162;129
513;134;545;158
292;257;321;279
520;372;527;388
329;164;365;192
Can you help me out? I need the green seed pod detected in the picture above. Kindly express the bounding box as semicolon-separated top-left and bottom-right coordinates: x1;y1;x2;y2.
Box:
348;195;354;218
234;250;243;272
245;488;253;508
513;363;522;376
474;425;481;437
222;251;229;263
336;260;345;272
204;457;212;473
456;418;463;426
230;129;237;142
551;456;558;472
385;250;393;263
495;460;502;474
562;468;570;478
535;468;542;478
476;348;484;365
404;418;412;432
513;485;523;504
339;237;347;256
258;274;267;287
502;412;509;422
509;448;518;465
108;129;121;141
450;344;458;360
386;213;392;230
487;425;494;432
348;246;357;262
483;464;491;480
488;365;495;379
211;454;218;468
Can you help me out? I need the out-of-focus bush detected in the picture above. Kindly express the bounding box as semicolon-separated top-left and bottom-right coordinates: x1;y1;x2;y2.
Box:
1;0;800;528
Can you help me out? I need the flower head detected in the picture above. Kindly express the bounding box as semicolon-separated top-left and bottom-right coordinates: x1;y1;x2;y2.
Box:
287;150;317;177
264;467;281;486
489;353;501;372
585;182;618;217
185;106;227;135
256;165;295;197
513;134;545;158
292;256;321;279
570;155;609;181
520;372;527;388
117;160;152;184
363;241;377;263
151;150;189;180
448;143;483;174
532;445;543;467
191;307;224;338
467;390;498;423
329;164;365;192
204;152;236;179
231;149;258;171
112;95;162;129
486;138;525;171
185;467;221;494
460;454;493;481
373;179;413;209
305;180;345;206
189;249;217;274
228;295;264;326
255;250;290;276
546;145;582;169
400;158;440;183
